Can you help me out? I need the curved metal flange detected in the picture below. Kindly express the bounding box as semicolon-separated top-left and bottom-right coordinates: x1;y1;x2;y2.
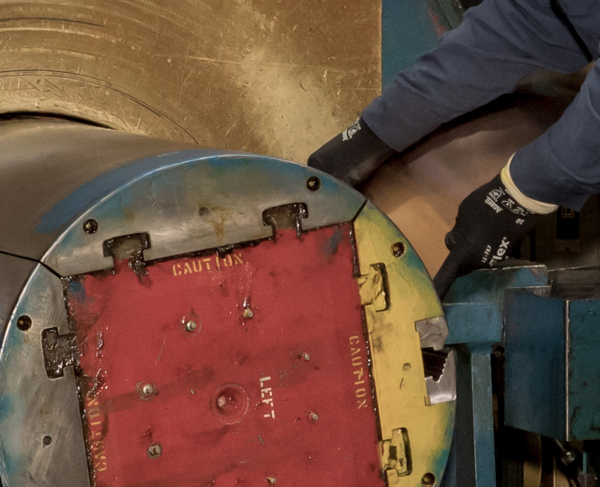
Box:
0;253;37;339
353;202;455;486
0;265;90;487
0;141;454;486
42;152;366;276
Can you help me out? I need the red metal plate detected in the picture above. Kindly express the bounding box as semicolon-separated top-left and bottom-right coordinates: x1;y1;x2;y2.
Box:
67;225;382;486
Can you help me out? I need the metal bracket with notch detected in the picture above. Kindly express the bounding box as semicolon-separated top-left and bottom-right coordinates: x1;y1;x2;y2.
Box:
415;317;457;406
358;263;389;312
262;203;308;238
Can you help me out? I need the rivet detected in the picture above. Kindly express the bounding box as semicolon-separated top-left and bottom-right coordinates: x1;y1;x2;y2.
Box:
306;176;321;192
403;363;412;371
42;435;53;447
302;352;311;361
199;207;210;217
309;412;319;422
142;383;155;395
83;219;98;235
421;472;436;486
243;308;254;319
392;242;406;258
147;443;162;459
16;315;32;331
185;320;197;332
266;477;277;484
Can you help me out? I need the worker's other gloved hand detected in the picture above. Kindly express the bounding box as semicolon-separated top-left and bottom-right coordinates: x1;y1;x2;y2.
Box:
433;169;551;299
307;117;396;187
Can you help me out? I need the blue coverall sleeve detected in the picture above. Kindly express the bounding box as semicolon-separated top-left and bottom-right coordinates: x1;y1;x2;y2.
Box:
511;60;600;210
362;0;599;208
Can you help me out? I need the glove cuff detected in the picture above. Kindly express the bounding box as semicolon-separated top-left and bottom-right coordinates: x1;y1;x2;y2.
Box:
307;117;395;187
501;155;558;215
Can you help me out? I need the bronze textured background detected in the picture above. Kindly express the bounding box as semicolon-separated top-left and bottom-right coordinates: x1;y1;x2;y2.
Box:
0;0;381;162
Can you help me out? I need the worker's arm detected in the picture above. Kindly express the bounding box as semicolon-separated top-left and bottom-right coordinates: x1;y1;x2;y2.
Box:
435;57;600;298
310;0;597;186
363;0;596;155
511;60;600;210
433;157;558;298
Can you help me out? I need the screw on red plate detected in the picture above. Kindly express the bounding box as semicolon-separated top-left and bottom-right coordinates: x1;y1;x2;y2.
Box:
147;444;162;459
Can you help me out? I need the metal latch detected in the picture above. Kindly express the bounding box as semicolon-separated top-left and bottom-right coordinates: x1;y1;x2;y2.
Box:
358;263;389;311
262;203;308;238
41;328;78;378
381;428;412;483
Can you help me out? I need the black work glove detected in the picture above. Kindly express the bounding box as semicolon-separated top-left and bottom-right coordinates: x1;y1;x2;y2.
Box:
433;174;538;299
307;117;396;187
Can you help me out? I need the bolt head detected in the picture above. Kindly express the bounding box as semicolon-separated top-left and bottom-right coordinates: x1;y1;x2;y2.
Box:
421;473;436;486
83;219;98;235
185;320;197;332
392;242;406;258
306;176;321;192
16;315;32;331
147;444;162;459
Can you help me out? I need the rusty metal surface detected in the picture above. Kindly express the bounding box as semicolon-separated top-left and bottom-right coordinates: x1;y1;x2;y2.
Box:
0;0;381;162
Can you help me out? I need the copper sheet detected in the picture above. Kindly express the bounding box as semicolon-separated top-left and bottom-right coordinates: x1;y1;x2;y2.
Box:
0;0;380;162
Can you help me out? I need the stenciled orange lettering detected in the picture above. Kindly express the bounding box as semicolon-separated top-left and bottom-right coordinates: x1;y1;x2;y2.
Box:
86;396;100;408
353;368;364;381
88;407;101;419
349;335;370;410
